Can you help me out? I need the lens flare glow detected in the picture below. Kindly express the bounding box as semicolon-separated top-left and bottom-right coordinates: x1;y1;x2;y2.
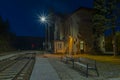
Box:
37;12;53;25
41;16;46;22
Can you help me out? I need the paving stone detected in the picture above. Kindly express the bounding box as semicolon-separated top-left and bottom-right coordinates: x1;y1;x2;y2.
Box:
30;57;60;80
30;53;120;80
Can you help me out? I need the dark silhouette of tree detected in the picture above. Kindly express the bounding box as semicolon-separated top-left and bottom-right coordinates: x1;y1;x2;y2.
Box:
93;0;120;55
4;19;10;34
0;16;4;34
93;0;107;52
106;0;117;56
0;16;16;52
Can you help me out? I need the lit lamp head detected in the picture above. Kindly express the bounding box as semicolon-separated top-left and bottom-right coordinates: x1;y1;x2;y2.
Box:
38;13;51;25
40;16;46;23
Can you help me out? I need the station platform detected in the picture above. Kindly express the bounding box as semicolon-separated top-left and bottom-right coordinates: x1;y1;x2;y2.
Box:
30;57;60;80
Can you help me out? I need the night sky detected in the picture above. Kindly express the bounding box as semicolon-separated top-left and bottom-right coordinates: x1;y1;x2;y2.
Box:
0;0;93;37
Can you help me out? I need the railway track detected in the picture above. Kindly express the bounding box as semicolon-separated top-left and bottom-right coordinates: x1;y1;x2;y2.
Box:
0;53;36;80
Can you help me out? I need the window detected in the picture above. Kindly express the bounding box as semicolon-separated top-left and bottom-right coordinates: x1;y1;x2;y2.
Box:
58;42;62;50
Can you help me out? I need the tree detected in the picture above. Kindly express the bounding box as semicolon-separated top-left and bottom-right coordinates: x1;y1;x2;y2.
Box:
106;0;120;56
0;17;10;35
93;0;120;55
116;32;120;53
4;19;10;33
93;0;107;53
0;16;4;34
0;16;16;52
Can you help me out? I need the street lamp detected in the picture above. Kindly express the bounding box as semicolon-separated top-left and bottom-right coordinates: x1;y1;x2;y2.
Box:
40;16;46;22
39;15;51;52
39;16;47;51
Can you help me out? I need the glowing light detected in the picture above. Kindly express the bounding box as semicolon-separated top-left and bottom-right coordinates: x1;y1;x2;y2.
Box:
41;16;46;22
37;12;53;25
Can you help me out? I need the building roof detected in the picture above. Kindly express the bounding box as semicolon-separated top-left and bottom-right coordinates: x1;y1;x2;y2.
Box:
71;7;94;15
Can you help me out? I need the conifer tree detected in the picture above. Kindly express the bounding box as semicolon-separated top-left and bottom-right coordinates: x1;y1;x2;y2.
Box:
93;0;107;52
93;0;120;55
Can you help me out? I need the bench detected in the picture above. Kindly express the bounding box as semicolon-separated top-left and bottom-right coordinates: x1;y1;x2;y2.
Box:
61;55;74;64
73;57;99;77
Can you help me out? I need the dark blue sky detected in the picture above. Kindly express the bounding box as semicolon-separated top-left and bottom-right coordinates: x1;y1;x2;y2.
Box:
0;0;93;37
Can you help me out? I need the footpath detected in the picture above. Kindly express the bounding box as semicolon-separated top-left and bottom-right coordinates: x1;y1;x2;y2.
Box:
30;57;60;80
30;53;120;80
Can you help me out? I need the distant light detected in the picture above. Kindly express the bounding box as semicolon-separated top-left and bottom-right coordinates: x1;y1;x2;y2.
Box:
37;12;51;25
41;16;46;22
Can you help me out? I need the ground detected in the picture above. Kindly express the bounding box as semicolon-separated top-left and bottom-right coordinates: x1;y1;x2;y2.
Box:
39;53;120;80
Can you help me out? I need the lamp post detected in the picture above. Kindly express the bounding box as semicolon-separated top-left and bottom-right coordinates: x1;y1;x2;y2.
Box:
40;16;48;51
40;16;51;52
